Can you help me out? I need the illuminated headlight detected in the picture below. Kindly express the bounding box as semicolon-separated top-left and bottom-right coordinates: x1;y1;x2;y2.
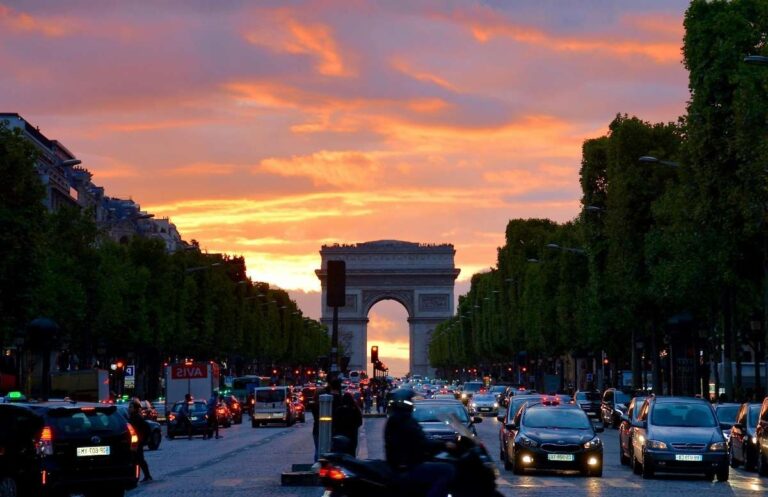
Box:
583;437;602;449
521;455;533;464
709;442;727;451
461;393;467;399
752;436;758;445
493;402;499;408
518;436;540;448
470;403;477;408
645;440;667;450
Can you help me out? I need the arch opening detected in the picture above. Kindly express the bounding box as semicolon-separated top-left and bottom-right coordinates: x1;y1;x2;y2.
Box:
367;300;409;378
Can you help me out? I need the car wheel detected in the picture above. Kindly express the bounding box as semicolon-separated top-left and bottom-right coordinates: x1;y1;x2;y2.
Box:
758;451;768;476
148;430;162;450
632;455;642;475
729;444;739;468
716;468;729;482
620;447;630;466
641;460;654;479
0;476;18;497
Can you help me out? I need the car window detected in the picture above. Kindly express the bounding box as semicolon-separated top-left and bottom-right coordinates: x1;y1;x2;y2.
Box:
749;405;760;426
615;392;631;404
463;382;484;393
46;409;123;434
715;405;739;424
524;408;591;429
256;389;286;403
412;404;469;423
575;392;601;401
651;403;717;427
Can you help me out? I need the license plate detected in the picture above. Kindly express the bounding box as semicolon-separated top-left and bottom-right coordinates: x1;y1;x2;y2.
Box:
272;413;284;418
190;416;198;420
480;408;490;411
77;446;110;457
675;454;703;462
547;454;574;462
587;412;596;415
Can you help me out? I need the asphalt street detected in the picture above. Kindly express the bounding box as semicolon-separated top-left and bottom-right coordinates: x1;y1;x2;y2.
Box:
126;413;768;496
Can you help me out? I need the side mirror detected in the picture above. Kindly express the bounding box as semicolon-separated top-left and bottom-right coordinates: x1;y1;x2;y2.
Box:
473;416;483;424
496;414;505;422
505;423;516;431
594;424;605;433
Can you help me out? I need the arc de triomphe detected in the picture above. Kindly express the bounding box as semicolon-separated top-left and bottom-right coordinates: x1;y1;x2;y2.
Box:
316;241;460;377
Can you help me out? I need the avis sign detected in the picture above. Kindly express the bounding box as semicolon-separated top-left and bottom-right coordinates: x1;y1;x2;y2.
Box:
171;363;208;379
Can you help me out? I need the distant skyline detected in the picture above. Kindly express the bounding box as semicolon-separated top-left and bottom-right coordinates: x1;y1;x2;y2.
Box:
1;1;691;375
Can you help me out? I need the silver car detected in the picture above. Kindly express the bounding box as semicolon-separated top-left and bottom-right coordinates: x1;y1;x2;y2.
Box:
471;394;500;416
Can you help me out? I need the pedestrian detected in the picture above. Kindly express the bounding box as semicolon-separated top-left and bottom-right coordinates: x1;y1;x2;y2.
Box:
178;393;193;440
376;389;385;414
334;389;363;456
128;398;153;482
363;388;373;414
206;394;220;439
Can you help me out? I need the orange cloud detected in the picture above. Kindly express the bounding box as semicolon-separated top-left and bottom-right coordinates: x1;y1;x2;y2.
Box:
245;10;353;77
258;150;384;187
390;57;458;91
0;4;78;37
443;10;680;64
163;163;238;177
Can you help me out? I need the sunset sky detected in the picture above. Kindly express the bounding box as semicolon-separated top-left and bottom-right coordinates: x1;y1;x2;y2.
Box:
1;0;691;375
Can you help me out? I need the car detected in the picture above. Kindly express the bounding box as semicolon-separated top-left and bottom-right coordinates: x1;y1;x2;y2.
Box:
152;398;166;423
13;401;140;496
728;402;761;471
459;381;485;405
714;403;740;441
432;393;456;400
115;405;163;451
618;396;646;466
573;390;602;422
757;396;768;475
412;399;481;442
497;394;541;466
139;400;158;422
600;388;631;428
0;403;45;496
302;386;318;412
631;396;728;481
489;385;509;405
167;400;210;438
470;394;500;416
214;400;233;428
222;395;243;424
292;394;306;423
252;386;295;427
506;403;604;477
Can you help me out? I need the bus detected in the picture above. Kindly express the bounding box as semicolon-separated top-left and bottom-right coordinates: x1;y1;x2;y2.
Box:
231;376;271;403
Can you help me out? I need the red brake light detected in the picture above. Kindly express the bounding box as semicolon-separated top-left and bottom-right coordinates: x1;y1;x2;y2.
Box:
40;426;53;442
318;466;347;480
37;426;54;456
127;423;139;449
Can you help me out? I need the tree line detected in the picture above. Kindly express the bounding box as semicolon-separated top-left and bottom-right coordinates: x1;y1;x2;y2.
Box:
430;0;768;400
0;122;329;399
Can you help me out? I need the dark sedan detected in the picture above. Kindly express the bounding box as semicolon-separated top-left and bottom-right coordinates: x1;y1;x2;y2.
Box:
412;399;481;442
632;396;728;481
729;402;761;470
167;400;210;439
498;394;542;466
507;403;604;477
574;391;602;421
601;389;631;428
715;403;740;441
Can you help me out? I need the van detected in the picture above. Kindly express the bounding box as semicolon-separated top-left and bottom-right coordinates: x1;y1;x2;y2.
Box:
251;387;294;427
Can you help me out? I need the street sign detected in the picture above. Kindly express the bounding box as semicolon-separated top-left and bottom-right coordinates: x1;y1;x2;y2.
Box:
586;373;593;382
125;365;135;380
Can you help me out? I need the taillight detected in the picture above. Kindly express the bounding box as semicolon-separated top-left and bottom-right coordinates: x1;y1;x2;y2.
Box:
168;413;176;422
126;423;139;450
36;426;54;456
318;466;350;480
135;464;140;480
233;402;239;409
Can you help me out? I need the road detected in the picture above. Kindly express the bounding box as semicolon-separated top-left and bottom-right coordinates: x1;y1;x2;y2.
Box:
128;414;768;496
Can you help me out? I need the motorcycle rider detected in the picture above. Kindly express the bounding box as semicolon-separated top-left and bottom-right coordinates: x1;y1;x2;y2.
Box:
384;389;455;497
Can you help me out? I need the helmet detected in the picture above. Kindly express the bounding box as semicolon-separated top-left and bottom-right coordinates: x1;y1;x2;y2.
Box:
388;388;416;414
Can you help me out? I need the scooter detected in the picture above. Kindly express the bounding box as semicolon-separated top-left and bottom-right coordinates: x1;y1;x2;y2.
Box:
318;414;502;497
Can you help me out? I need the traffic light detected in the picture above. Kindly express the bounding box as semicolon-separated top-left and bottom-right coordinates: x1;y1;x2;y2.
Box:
370;346;379;364
603;358;609;365
521;366;527;373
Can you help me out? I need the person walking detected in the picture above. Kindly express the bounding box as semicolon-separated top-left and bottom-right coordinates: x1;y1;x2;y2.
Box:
128;398;153;482
178;393;194;440
333;389;363;456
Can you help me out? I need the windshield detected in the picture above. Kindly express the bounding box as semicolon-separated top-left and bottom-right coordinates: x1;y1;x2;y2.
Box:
473;395;496;402
256;389;286;403
47;409;123;434
490;386;507;393
524;408;591;429
413;404;470;423
652;403;717;427
715;405;739;424
749;406;760;426
575;392;601;401
508;397;538;418
463;382;483;393
615;392;631;404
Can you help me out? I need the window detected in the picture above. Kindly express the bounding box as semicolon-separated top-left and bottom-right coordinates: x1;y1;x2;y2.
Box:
651;403;716;428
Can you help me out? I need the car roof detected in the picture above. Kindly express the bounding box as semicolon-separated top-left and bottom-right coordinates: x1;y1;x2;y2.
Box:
652;396;712;405
415;399;463;405
526;403;582;411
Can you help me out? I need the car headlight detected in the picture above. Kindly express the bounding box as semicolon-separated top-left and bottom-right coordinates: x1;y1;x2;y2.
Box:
645;440;667;450
752;436;758;445
518;436;540;448
470;403;477;408
461;393;467;399
583;437;602;449
493;402;498;408
709;442;727;451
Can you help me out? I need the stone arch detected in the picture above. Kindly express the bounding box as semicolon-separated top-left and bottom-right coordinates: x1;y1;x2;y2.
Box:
316;241;459;377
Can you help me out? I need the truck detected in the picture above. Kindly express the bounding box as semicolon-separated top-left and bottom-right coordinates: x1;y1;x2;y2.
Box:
164;361;221;416
50;369;110;402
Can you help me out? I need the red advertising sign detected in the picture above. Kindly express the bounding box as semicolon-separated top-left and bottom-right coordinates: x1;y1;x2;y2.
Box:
171;363;208;379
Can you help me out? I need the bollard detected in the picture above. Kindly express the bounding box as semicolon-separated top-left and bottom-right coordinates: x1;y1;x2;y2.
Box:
318;394;333;456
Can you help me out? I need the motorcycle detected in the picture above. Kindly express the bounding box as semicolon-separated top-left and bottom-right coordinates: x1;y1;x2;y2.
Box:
318;414;502;497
